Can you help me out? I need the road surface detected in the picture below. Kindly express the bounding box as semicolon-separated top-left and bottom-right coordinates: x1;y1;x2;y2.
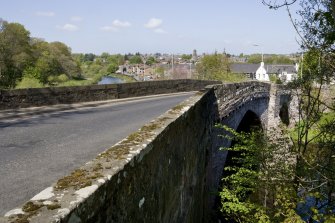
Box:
0;92;194;215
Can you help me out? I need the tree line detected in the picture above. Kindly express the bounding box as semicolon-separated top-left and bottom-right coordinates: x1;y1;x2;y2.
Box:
0;19;81;89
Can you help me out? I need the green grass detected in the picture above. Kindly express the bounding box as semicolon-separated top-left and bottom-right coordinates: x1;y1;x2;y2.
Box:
290;111;335;142
57;79;93;87
221;73;249;83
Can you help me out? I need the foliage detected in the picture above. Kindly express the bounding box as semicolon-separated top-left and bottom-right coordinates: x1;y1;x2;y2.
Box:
196;53;248;82
155;66;165;79
217;125;301;223
83;53;95;62
16;76;43;89
0;20;81;89
195;53;230;81
47;74;69;85
129;55;143;64
145;56;156;65
261;0;335;221
269;74;283;84
0;20;32;88
107;63;119;74
247;54;294;64
181;54;192;60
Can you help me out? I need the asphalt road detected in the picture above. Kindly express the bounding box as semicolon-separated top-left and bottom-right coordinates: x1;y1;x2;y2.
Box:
0;92;194;215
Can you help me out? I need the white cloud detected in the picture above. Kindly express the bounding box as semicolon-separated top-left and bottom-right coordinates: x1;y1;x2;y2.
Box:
71;16;83;22
112;20;131;28
36;11;55;17
144;18;162;29
100;26;119;32
154;28;167;34
101;19;131;32
57;24;79;31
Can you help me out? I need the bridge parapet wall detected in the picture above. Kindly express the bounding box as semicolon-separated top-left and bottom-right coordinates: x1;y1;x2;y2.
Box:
2;87;218;223
0;79;219;110
211;81;271;118
1;82;293;223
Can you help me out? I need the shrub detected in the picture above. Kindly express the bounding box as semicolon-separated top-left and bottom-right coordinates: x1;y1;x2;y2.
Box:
16;77;44;89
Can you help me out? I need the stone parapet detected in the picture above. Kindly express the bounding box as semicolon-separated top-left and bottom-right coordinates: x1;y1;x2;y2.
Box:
0;79;220;110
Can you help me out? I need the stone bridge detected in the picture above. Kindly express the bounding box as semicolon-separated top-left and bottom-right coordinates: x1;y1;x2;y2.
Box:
1;80;292;223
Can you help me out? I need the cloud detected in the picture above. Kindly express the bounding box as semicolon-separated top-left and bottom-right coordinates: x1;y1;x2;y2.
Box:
100;26;119;32
144;18;162;29
101;19;131;32
112;20;131;28
36;11;55;17
154;28;167;34
57;24;79;31
71;16;83;22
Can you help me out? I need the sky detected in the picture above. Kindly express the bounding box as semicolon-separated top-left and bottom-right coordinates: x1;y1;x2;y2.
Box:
0;0;302;55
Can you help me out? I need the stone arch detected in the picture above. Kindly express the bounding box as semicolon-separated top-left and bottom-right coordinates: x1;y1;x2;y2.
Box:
205;91;269;220
236;110;262;133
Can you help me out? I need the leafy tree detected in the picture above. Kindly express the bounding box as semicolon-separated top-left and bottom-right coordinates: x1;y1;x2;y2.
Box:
129;55;143;64
34;51;61;84
0;20;32;88
0;20;81;88
181;54;192;60
247;54;263;64
100;52;110;60
196;53;230;80
145;56;156;66
155;66;165;79
107;63;119;74
108;54;125;65
253;0;335;221
47;42;81;78
16;76;43;89
218;125;301;222
218;1;335;220
83;53;95;62
247;54;294;64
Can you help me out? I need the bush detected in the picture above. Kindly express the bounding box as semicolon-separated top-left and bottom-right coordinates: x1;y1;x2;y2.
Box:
57;74;70;82
16;77;44;89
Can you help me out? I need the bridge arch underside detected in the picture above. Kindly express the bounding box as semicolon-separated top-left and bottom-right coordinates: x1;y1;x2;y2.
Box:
206;96;268;217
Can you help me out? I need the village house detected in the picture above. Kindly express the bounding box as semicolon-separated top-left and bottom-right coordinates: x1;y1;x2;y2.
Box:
230;62;297;82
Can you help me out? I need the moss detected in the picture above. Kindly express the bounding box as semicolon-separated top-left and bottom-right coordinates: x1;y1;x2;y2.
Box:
93;163;103;171
55;169;92;190
97;115;171;162
10;218;30;223
11;202;44;223
89;172;103;179
22;202;42;213
171;104;185;112
46;203;61;210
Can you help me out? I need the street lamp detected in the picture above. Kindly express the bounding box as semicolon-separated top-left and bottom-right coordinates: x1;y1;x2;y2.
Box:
253;44;263;62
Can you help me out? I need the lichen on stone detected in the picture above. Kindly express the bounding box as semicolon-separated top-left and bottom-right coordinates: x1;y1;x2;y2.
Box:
46;203;61;210
55;169;92;190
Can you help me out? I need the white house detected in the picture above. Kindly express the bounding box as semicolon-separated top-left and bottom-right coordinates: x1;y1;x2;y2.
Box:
267;63;298;83
256;62;270;81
